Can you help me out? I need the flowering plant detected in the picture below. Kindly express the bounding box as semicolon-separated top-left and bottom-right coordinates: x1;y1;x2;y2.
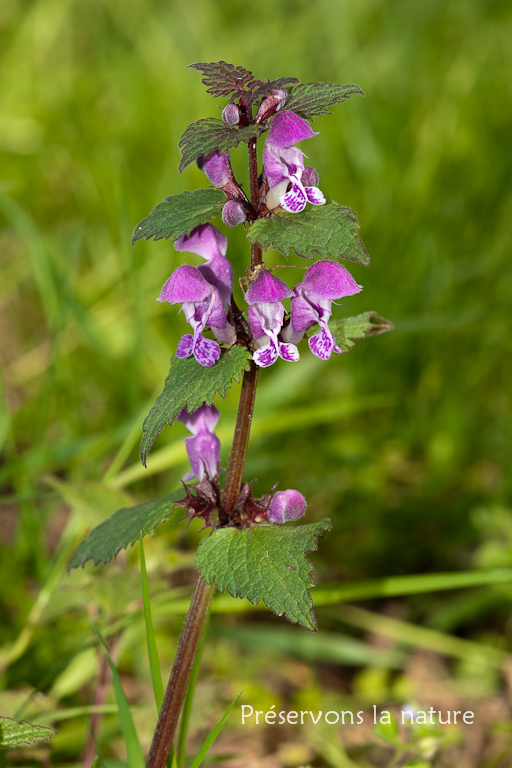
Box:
69;61;392;767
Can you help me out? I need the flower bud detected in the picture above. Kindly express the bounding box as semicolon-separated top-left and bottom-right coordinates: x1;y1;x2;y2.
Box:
255;88;288;123
268;490;306;523
222;200;246;227
301;166;319;188
222;103;240;125
197;150;231;186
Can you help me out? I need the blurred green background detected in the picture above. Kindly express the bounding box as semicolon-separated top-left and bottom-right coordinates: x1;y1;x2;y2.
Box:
1;0;512;765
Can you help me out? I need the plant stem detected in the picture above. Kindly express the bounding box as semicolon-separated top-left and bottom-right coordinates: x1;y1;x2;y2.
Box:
248;137;262;270
147;130;263;768
146;576;215;768
221;361;259;514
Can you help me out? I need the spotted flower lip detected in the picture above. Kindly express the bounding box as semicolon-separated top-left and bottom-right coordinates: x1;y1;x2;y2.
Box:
174;223;233;307
245;269;299;367
159;265;227;367
177;405;221;482
268;489;307;523
263;111;325;214
282;261;362;361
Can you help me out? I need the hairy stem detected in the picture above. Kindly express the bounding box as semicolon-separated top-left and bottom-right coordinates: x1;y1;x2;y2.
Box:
146;576;215;768
222;361;259;514
248;137;262;270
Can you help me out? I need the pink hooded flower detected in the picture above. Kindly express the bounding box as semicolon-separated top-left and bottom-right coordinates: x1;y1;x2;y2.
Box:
245;269;299;367
159;265;227;367
282;261;362;360
263;111;326;213
268;489;307;524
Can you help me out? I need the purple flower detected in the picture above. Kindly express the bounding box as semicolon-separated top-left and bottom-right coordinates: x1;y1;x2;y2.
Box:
255;88;288;123
197;150;232;187
245;269;299;367
282;261;362;360
263;111;326;214
222;103;240;125
222;200;247;227
268;489;306;523
159;265;228;367
178;404;221;481
174;224;233;307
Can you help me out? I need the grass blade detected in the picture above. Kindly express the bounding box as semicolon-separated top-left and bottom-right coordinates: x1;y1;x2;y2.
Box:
188;690;243;768
140;535;164;712
92;622;144;768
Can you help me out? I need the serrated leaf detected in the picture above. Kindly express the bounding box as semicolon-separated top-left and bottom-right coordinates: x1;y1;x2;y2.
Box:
140;346;251;466
306;311;394;352
178;118;266;173
68;491;184;569
188;61;258;97
196;519;332;631
285;82;364;118
248;198;369;265
0;716;56;749
131;188;226;244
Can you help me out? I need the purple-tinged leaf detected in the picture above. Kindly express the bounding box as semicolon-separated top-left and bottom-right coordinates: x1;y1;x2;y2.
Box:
188;61;259;97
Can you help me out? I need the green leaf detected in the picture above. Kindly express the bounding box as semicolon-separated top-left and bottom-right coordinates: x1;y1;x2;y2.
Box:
196;519;332;631
140;346;251;467
131;188;226;244
178;118;266;173
188;61;258;97
68;491;184;569
306;311;394;352
0;716;56;749
285;81;364;119
247;199;369;266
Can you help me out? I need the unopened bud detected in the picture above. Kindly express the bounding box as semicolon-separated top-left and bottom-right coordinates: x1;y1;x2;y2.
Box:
197;151;231;186
268;489;306;523
301;166;319;187
222;103;240;125
255;88;288;123
222;200;246;227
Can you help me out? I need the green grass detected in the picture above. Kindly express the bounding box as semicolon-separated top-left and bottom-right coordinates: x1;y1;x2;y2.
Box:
1;0;512;765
